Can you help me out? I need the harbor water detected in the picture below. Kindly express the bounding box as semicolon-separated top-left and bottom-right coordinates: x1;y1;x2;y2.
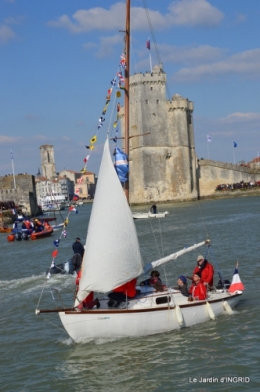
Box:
0;196;259;391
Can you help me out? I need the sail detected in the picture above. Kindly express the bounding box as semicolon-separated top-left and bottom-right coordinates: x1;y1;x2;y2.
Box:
77;138;143;303
143;240;209;275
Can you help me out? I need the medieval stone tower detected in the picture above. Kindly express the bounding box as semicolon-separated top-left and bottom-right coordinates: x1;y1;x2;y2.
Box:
40;144;56;180
120;64;198;204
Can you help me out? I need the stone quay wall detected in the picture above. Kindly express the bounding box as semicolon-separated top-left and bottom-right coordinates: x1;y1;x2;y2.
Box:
0;175;38;215
198;160;260;198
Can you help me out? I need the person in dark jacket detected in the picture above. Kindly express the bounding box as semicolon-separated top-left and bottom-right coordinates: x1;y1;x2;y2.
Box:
173;275;189;297
72;237;85;258
140;270;164;292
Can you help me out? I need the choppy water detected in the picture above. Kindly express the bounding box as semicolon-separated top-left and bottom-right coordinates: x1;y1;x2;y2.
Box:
0;197;259;391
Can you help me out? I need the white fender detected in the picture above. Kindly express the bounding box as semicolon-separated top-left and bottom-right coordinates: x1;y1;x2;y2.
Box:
175;304;184;325
206;301;215;320
223;300;234;315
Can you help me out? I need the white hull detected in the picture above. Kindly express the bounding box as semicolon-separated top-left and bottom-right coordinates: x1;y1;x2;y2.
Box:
132;211;169;219
42;203;66;212
59;289;242;342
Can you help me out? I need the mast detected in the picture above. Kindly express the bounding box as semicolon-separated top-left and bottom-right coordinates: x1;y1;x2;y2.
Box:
124;0;130;202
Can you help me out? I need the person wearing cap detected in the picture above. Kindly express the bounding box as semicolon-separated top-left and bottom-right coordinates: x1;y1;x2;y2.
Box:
72;237;85;258
173;275;189;297
193;255;214;287
188;271;207;301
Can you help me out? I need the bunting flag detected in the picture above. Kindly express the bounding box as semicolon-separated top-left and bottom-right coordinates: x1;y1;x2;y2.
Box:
146;38;150;50
64;218;68;226
228;265;244;293
116;91;121;98
53;239;60;247
117;103;120;112
207;135;212;142
69;206;78;214
91;136;97;143
81;167;87;173
115;147;129;183
52;249;58;258
72;194;79;201
62;229;67;238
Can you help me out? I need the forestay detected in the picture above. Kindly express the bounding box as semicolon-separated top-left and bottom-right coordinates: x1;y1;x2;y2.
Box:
76;138;143;304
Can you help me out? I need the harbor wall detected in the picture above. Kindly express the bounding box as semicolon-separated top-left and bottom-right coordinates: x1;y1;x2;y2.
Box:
0;175;38;215
198;160;260;198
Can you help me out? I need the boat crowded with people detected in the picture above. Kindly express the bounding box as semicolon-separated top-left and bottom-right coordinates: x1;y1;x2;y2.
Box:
35;0;244;343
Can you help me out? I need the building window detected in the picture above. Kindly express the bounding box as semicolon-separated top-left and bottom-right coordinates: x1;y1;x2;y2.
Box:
146;100;148;104
150;87;153;91
156;100;159;104
47;152;50;163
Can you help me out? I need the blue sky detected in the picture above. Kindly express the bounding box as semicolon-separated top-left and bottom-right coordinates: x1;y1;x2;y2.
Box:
1;0;260;177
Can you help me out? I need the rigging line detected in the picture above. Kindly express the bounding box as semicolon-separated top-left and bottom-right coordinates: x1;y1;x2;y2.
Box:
196;198;210;239
142;0;171;101
41;316;68;334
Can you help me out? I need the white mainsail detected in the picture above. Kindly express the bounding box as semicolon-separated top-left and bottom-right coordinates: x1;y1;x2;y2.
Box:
76;138;143;304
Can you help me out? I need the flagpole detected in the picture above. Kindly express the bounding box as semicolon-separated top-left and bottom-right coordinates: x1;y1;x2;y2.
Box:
207;139;209;159
233;146;236;164
149;52;152;73
11;150;16;189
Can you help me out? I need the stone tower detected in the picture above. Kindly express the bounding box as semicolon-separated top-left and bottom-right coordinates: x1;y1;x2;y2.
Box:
40;144;56;180
120;64;198;203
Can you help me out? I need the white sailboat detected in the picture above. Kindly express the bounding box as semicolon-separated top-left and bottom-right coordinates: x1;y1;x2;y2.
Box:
36;0;243;342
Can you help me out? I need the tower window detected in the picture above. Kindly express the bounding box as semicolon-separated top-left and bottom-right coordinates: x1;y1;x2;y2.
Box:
47;152;50;163
146;100;148;104
150;87;153;91
156;100;159;104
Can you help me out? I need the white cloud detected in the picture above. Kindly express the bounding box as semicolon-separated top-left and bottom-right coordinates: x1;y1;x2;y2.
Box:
0;135;22;143
47;0;223;34
219;112;260;124
172;49;260;81
166;0;224;27
0;24;16;44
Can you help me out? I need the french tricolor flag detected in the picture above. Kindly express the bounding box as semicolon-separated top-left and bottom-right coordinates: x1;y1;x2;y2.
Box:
228;266;244;293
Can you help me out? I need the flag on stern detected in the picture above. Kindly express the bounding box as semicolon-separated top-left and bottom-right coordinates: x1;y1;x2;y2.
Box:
228;265;244;293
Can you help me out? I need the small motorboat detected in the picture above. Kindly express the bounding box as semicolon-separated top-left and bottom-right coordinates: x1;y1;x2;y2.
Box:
0;226;12;233
46;260;78;275
132;211;169;219
30;225;53;240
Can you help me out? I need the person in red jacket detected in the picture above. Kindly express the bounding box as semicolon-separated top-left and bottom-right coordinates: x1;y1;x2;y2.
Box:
188;271;207;301
107;278;137;308
75;269;100;310
193;255;214;287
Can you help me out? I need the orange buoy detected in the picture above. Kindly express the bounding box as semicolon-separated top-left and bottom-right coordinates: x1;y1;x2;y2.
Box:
7;234;15;242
